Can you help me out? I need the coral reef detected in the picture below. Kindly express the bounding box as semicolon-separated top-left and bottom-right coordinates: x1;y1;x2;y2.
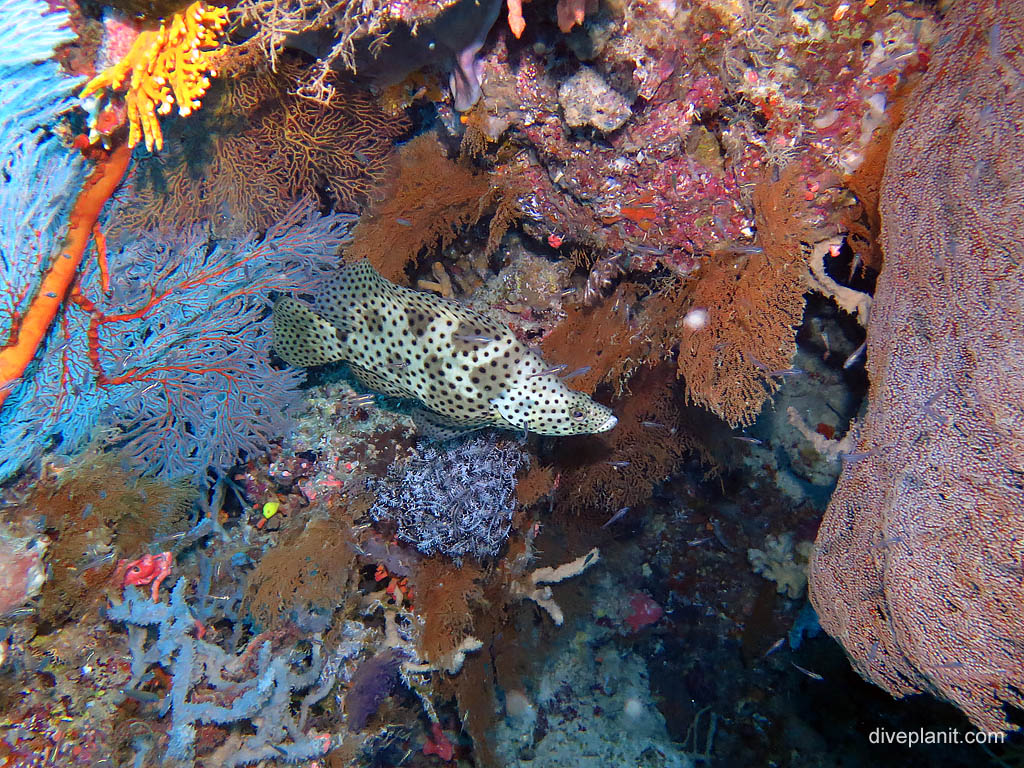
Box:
675;166;818;426
344;132;516;282
0;0;110;458
492;571;705;768
748;532;813;600
459;0;934;438
3;0;1004;765
550;364;714;515
109;579;335;765
0;527;48;617
809;0;1024;732
243;516;359;631
229;0;474;101
19;450;192;626
2;204;352;482
557;66;632;132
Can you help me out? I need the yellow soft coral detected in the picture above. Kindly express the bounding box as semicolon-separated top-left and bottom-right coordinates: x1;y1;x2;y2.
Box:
80;2;228;152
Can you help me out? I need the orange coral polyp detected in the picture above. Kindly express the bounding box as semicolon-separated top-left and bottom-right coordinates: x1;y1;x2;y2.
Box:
80;1;228;152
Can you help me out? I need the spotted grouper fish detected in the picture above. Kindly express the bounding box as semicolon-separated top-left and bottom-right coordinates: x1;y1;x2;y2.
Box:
272;260;617;437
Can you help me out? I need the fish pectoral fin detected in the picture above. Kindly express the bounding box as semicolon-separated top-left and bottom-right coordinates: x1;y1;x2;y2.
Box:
271;297;347;367
489;394;532;431
412;408;484;442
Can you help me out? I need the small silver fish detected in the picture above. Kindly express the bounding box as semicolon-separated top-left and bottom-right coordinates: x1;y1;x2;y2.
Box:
530;364;568;378
601;507;630;528
454;333;496;344
791;662;824;681
762;637;786;658
843;341;866;369
343;393;377;409
560;366;591;380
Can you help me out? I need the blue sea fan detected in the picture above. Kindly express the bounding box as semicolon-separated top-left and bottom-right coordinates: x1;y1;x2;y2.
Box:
0;0;77;69
0;0;86;479
2;204;354;482
0;1;357;483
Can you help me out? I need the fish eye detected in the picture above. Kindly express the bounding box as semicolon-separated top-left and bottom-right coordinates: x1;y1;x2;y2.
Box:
572;410;585;420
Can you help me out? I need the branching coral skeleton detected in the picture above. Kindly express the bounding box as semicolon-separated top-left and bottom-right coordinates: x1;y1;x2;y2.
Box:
509;547;600;625
804;236;872;326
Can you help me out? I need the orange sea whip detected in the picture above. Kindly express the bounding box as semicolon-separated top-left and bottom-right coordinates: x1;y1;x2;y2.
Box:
0;143;131;409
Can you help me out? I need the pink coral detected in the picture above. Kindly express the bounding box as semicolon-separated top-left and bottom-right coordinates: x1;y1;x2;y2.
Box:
625;592;663;633
117;551;173;602
0;530;47;616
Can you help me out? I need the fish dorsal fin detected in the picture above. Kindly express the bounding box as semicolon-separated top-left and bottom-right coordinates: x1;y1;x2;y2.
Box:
345;259;383;281
272;298;347;367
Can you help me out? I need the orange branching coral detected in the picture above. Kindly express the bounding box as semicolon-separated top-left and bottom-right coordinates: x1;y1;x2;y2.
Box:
505;0;596;37
80;1;228;152
540;282;642;396
556;0;597;33
345;133;514;283
515;464;555;507
0;144;131;410
840;85;913;274
115;62;406;237
676;167;814;427
506;0;526;37
243;517;358;631
411;557;484;668
553;365;714;516
540;166;811;429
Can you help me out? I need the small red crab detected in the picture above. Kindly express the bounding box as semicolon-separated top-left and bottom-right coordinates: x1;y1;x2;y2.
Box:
116;551;173;601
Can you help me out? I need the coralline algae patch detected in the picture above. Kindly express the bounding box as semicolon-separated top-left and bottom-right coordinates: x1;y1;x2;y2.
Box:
249;378;417;506
467;0;934;278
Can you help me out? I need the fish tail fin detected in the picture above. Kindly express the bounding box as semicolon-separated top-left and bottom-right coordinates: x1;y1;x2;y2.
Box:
271;297;347;367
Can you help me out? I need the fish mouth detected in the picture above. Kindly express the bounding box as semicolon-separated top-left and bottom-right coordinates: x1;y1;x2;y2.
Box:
599;414;618;432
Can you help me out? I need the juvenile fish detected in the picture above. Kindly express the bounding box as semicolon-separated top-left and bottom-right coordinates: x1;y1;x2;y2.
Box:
530;364;568;378
762;637;786;658
791;662;824;681
843;341;866;369
561;366;591;380
601;507;631;528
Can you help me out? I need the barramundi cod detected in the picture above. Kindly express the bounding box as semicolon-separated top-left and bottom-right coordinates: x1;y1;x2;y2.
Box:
271;260;617;438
